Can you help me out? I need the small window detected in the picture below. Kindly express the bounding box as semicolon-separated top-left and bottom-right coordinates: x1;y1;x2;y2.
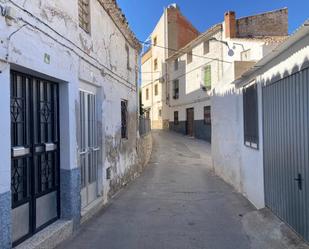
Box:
154;59;158;71
204;65;211;91
174;111;179;125
121;100;128;139
125;44;130;70
243;84;259;149
173;80;179;99
145;110;150;119
203;40;210;54
187;51;193;64
153;36;157;46
78;0;90;33
174;59;179;71
146;88;149;100
154;84;158;96
204;106;211;125
241;49;251;61
158;109;162;117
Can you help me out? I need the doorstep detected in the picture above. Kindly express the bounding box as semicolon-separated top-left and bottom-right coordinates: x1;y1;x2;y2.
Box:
80;197;105;225
14;220;73;249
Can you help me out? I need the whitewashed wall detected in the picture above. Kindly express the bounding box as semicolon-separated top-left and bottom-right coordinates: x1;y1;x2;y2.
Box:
0;0;139;202
211;34;309;209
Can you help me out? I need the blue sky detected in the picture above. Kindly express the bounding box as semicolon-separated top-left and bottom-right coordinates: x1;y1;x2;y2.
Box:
117;0;309;41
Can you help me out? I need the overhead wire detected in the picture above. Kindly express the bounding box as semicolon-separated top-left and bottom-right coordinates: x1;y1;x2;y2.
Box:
139;40;232;64
6;0;137;91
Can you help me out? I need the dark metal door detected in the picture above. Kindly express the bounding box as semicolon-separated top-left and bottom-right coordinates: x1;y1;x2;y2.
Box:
10;71;60;246
186;108;194;136
263;67;309;241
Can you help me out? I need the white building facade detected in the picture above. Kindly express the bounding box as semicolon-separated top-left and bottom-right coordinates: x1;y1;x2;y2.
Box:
212;20;309;242
0;0;141;248
141;4;199;129
167;9;288;143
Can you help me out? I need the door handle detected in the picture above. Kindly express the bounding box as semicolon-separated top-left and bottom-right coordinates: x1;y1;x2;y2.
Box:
12;146;30;157
294;173;303;191
45;143;57;152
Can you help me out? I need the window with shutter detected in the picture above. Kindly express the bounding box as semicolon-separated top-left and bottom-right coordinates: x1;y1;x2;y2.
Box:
204;65;211;91
243;84;259;149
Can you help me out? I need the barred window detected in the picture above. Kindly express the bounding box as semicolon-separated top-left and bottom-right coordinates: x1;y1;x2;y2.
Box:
243;84;259;149
204;106;211;125
121;100;128;139
79;0;90;33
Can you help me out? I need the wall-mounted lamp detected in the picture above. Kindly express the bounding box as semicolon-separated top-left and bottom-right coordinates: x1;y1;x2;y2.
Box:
209;37;235;57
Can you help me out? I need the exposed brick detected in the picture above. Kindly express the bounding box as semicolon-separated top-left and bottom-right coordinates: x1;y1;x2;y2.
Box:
236;8;288;37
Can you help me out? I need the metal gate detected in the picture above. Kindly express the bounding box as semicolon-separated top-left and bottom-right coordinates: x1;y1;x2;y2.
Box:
263;67;309;241
79;91;99;209
10;71;60;246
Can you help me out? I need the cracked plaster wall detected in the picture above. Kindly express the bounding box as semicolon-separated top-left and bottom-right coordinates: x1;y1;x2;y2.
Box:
0;0;139;206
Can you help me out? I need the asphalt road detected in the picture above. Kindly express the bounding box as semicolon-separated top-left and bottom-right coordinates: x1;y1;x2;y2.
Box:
57;131;254;249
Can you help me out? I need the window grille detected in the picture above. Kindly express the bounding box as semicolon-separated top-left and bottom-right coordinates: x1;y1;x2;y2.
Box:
79;0;90;33
204;106;211;125
121;100;128;139
173;80;179;99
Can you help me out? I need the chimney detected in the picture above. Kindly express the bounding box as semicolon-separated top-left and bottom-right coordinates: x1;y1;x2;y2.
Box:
224;11;236;38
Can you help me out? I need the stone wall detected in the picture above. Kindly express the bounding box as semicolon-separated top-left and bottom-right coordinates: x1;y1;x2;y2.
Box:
137;133;153;170
236;8;288;37
108;132;153;198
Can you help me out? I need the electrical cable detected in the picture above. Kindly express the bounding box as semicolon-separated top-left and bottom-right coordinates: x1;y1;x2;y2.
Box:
139;40;232;64
6;0;137;91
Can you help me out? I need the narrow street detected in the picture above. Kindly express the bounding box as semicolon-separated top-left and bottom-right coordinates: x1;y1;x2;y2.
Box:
57;131;255;249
